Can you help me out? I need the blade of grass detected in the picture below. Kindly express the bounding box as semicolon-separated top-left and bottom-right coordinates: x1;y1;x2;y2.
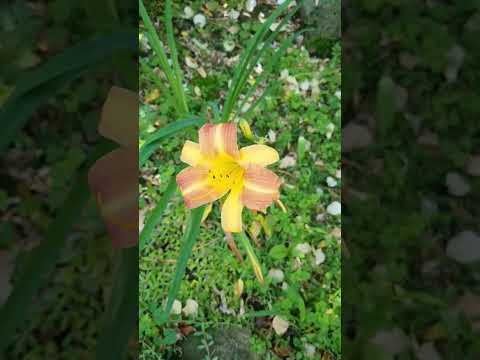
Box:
235;232;265;284
165;0;188;113
95;246;138;360
0;140;116;353
140;117;205;167
232;3;301;103
155;206;205;325
139;0;188;114
238;34;295;114
221;0;296;121
140;177;178;251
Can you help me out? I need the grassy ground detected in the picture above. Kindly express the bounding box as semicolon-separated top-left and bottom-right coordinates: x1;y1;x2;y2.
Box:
139;1;341;359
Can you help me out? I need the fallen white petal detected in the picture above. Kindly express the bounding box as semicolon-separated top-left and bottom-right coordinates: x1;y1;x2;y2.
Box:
445;172;470;196
272;316;289;335
268;269;285;283
342;123;373;152
193;14;207;28
171;299;182;315
279;155;296;169
182;299;199;317
245;0;257;12
314;248;326;265
466;155;480;176
295;243;312;255
327;201;341;216
446;231;480;264
326;176;337;187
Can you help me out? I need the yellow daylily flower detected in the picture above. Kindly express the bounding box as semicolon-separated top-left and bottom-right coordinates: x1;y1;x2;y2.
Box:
176;122;281;233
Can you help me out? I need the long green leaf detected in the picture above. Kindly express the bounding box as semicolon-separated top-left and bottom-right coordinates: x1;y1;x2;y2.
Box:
238;34;296;115
230;2;302;116
165;0;188;113
95;246;138;360
10;30;136;101
0;31;136;154
156;206;205;325
140;117;205;167
139;0;188;114
140;177;178;251
0;141;116;353
221;0;296;121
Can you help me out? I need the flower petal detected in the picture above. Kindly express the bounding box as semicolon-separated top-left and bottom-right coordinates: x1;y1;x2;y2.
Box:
199;123;239;158
221;189;243;232
176;167;226;208
88;148;138;248
239;144;279;167
241;165;281;211
180;141;205;166
100;86;138;148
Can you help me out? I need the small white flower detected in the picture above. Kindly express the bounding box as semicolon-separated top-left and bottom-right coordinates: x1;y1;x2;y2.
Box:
327;201;341;216
314;248;326;265
245;0;257;12
193;14;207;28
446;172;470;196
254;63;263;74
272;316;289;335
171;299;182;315
268;269;285;283
182;299;199;317
281;282;289;291
326;176;337;187
184;6;194;19
295;243;312;255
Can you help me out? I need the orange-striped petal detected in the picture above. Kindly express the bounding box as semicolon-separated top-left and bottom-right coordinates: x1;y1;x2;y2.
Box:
99;86;138;148
241;165;281;211
221;189;243;232
180;141;205;166
199;123;239;158
88;148;138;248
176;167;226;209
239;144;279;167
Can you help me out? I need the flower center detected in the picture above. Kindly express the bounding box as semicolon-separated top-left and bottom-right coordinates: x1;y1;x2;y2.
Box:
207;157;244;194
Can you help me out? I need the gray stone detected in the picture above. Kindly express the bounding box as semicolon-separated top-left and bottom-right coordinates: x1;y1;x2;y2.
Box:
180;326;255;360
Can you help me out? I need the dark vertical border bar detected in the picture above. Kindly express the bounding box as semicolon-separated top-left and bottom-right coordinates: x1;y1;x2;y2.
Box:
343;1;480;359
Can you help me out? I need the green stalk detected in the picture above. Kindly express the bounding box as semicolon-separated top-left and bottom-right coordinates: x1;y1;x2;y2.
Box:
221;0;296;122
139;0;188;114
140;177;178;251
155;206;205;325
165;0;188;113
